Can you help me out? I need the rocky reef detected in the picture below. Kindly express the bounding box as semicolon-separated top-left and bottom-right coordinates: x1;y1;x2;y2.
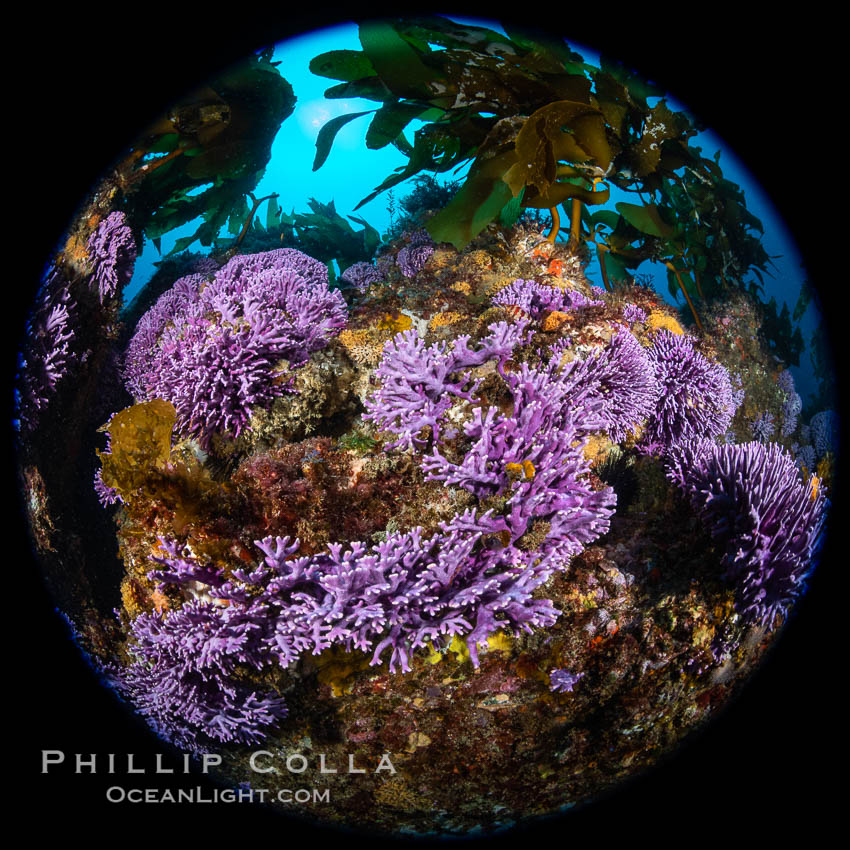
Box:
33;213;826;836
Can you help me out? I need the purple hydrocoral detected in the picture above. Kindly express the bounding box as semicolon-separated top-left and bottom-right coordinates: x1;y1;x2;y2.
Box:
622;303;647;324
750;411;775;443
137;317;623;679
190;256;220;276
730;372;746;413
396;229;435;277
145;450;612;678
810;410;839;459
366;323;657;454
777;370;801;437
794;443;816;472
564;330;660;443
363;321;532;451
341;261;382;292
417;358;617;559
642;330;737;451
666;440;827;627
123;248;347;446
781;392;802;437
549;668;584;693
15;267;78;433
93;468;120;506
397;244;434;278
86;211;137;303
104;598;288;754
777;369;795;394
122;273;204;399
93;429;122;506
492;279;602;317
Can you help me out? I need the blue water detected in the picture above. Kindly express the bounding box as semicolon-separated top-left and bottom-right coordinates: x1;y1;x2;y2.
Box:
123;19;819;402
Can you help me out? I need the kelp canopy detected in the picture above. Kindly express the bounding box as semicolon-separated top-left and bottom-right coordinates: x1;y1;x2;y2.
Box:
310;16;771;316
114;47;296;255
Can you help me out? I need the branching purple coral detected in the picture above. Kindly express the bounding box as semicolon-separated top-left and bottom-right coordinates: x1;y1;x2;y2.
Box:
397;243;434;277
492;279;560;316
643;330;737;450
367;325;652;504
781;392;802;437
15;267;78;433
777;370;801;437
492;279;602;318
123;248;347;446
730;372;746;412
395;230;435;277
622;303;647;324
341;261;382;292
794;443;816;472
94;468;121;507
666;439;827;627
190;256;220;276
419;363;617;560
104;599;288;753
777;369;795;395
565;330;660;443
810;410;839;459
363;321;532;451
86;211;137;303
143;482;603;681
134;318;622;684
549;668;584;693
750;411;775;443
122;273;205;400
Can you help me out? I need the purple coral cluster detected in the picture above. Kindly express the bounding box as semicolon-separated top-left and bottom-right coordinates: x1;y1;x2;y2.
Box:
777;369;795;394
100;225;831;756
396;229;434;278
358;321;627;652
15;268;78;433
141;421;613;679
622;303;647;324
750;411;775;443
781;392;802;437
642;331;737;451
86;211;137;303
145;503;585;681
810;410;839;459
666;439;827;627
105;596;288;753
492;279;602;317
123;248;347;446
549;668;584;693
566;330;660;443
792;442;816;472
16;214;139;433
93;429;121;506
363;321;531;451
366;322;658;453
114;316;625;747
777;370;802;437
340;261;382;293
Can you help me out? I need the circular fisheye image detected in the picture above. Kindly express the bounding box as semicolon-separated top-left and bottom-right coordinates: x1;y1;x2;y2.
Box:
15;12;840;839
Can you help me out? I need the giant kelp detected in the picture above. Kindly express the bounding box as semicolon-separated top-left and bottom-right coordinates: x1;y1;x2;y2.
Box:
114;47;296;254
214;197;382;282
309;17;771;329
